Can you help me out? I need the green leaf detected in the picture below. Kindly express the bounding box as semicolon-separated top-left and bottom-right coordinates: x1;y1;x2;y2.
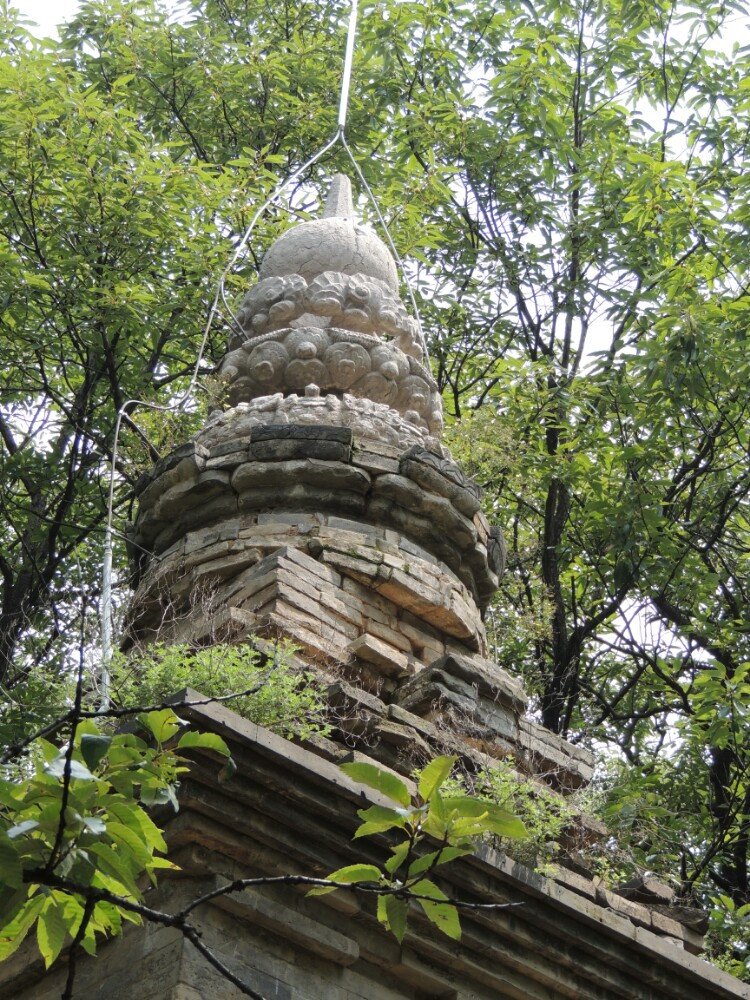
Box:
37;900;67;969
340;762;411;808
6;819;39;839
218;756;238;782
440;795;526;838
107;821;152;867
88;843;140;897
177;731;230;756
106;801;167;854
0;836;23;888
418;756;457;802
0;887;27;928
43;756;96;782
407;846;468;878
384;841;411;875
307;864;382;896
137;709;183;744
80;734;112;770
83;816;107;835
382;894;408;943
410;879;461;940
479;802;528;840
353;804;409;839
0;894;45;962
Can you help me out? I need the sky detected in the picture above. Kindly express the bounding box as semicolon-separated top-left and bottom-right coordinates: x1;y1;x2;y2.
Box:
14;0;81;37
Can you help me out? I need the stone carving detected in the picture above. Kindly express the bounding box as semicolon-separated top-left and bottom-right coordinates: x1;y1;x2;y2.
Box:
230;271;422;359
324;342;371;387
218;324;442;435
256;176;399;291
216;175;438;445
232;274;307;342
400;445;483;499
200;393;439;452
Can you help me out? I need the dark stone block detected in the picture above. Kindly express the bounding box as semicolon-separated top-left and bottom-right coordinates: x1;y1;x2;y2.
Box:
133;470;153;497
209;438;253;458
237;484;366;516
251;423;352;444
151;441;209;481
400;444;482;498
251;438;350;462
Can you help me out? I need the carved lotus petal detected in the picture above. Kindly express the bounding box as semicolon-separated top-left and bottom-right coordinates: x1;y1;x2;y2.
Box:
306;271;349;314
268;299;298;323
370;344;409;381
396;375;431;416
218;346;248;382
351;372;397;405
241;275;307;331
396;322;422;359
284;328;330;359
324;343;371;388
286;358;327;392
380;306;399;328
347;280;371;306
340;307;371;331
247;341;289;387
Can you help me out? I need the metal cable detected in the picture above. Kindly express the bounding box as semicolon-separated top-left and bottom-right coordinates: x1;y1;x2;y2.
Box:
340;132;429;363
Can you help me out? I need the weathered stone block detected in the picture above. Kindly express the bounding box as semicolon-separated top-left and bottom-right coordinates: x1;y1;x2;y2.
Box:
393;674;478;720
346;633;413;677
152;493;239;555
375;718;431;757
250;438;351;462
386;703;440;741
251;423;353;444
151;441;210;482
237;485;366;516
232;459;370;495
153;471;231;521
364;617;412;653
429;653;527;712
371;472;428;512
213;885;360;966
519;717;594;789
400;455;482;518
351;449;400;475
208;438;254;458
321;549;380;585
205;449;249;469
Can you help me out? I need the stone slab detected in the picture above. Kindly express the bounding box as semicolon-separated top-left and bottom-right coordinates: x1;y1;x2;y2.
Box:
346;632;413;677
251;423;353;444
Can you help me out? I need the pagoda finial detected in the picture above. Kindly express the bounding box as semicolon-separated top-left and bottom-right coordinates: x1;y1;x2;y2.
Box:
323;174;354;220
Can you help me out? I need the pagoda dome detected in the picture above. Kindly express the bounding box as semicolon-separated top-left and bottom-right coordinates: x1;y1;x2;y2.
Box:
258;175;398;292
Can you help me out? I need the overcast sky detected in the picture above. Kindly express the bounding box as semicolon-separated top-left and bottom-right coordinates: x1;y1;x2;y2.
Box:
14;0;81;37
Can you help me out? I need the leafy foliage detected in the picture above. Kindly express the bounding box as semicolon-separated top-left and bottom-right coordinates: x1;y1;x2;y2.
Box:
312;756;527;942
110;642;331;740
0;710;231;966
439;762;578;875
705;896;750;981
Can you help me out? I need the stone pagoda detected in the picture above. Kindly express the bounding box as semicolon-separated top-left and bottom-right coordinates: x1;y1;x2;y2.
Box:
124;174;505;699
4;176;748;1000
